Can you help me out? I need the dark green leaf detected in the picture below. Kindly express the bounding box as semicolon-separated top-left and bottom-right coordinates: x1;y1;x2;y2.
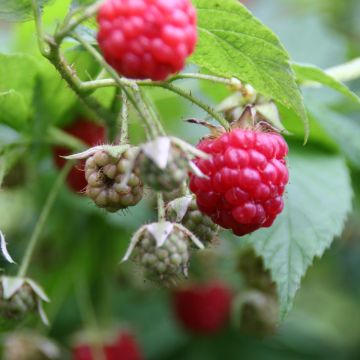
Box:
191;0;308;137
246;152;352;318
0;91;29;131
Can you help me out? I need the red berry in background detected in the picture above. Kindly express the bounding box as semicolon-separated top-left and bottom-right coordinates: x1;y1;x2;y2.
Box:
53;119;105;193
189;129;289;236
97;0;197;81
173;281;232;334
73;332;143;360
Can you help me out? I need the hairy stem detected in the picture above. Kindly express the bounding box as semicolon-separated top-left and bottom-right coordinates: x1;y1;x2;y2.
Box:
119;90;129;143
18;162;72;277
139;81;230;130
157;193;166;222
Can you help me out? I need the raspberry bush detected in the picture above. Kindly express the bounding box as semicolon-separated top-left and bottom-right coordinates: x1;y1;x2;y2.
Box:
0;0;359;358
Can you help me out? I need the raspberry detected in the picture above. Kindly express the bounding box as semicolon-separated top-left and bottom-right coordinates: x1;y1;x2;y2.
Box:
166;196;218;245
138;145;188;192
238;248;276;295
135;227;190;283
73;332;143;360
235;290;279;336
85;148;143;212
53;119;105;193
97;0;197;80
189;129;289;236
4;332;60;360
0;284;37;331
172;281;232;334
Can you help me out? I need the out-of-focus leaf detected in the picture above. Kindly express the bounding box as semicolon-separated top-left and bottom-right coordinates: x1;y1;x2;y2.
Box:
245;152;352;318
293;62;360;105
191;0;308;137
309;103;360;168
0;90;29;130
0;53;38;106
0;0;53;22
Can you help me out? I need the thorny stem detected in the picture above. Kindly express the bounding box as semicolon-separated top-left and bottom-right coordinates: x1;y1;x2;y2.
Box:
81;77;231;130
18;162;73;277
157;193;166;222
46;42;113;124
143;81;230;130
71;32;159;139
140;89;166;136
119;90;129;143
54;0;103;42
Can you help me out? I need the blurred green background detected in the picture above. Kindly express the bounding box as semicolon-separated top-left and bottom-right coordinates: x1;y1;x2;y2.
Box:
1;0;360;359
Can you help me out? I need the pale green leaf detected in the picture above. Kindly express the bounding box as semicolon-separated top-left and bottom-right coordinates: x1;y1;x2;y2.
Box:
309;103;360;169
0;90;29;130
191;0;308;137
0;53;38;106
293;62;360;105
246;153;352;318
0;0;52;21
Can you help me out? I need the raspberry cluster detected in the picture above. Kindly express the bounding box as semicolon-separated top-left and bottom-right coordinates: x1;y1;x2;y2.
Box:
190;129;289;236
85;149;143;212
0;284;36;330
166;197;218;245
97;0;197;80
53;119;105;193
135;227;190;283
138;146;188;192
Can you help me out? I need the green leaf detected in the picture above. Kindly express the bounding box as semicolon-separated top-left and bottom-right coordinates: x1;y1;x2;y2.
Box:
0;0;52;21
0;146;25;187
246;152;352;318
0;53;38;106
191;0;308;137
0;90;29;130
308;103;360;168
293;62;360;105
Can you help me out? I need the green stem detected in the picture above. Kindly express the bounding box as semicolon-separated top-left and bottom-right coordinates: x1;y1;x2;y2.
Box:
157;193;166;221
46;41;113;124
169;73;240;86
31;0;49;57
139;81;230;130
81;78;230;129
54;0;103;42
140;89;166;136
18;162;72;277
119;90;129;143
71;33;158;138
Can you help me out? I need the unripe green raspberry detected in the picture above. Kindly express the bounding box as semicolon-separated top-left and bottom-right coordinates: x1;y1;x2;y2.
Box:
0;284;37;330
4;332;60;360
235;290;279;337
135;228;190;283
85;148;143;212
167;197;218;246
138;146;188;192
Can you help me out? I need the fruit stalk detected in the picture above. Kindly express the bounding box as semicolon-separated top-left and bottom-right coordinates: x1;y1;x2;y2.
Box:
18;162;73;277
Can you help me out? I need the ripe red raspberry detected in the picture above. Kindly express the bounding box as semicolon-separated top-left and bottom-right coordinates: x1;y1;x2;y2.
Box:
97;0;197;80
53;119;105;193
189;129;289;236
173;281;232;334
73;332;143;360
